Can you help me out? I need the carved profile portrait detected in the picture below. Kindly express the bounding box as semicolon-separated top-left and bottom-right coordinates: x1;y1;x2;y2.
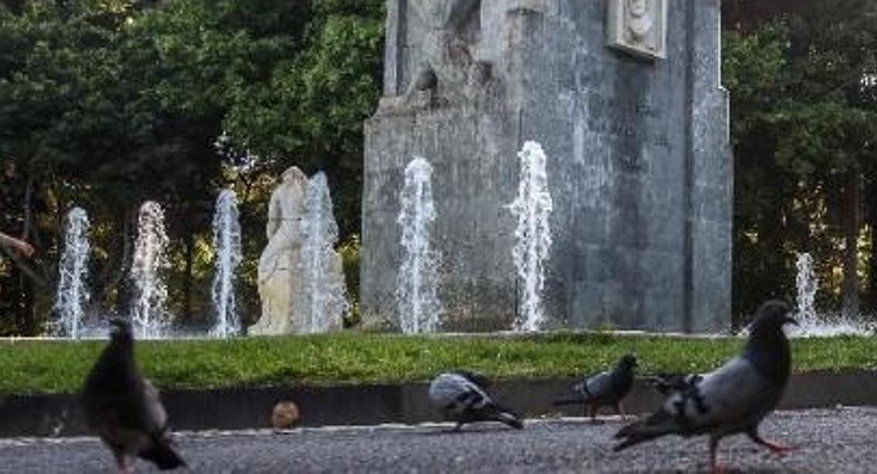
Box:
625;0;653;41
606;0;667;60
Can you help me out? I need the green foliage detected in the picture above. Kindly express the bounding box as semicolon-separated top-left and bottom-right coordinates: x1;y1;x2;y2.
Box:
1;333;875;394
339;234;361;327
723;0;877;318
7;0;877;333
0;0;384;333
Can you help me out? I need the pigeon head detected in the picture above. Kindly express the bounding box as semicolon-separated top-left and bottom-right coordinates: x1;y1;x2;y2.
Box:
744;299;795;384
109;318;134;343
749;300;796;334
616;354;638;371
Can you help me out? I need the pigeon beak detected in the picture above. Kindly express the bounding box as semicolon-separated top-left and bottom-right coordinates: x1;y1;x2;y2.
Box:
785;317;799;326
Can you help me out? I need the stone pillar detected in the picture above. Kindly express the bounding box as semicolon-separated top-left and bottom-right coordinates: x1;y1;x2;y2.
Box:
361;0;731;333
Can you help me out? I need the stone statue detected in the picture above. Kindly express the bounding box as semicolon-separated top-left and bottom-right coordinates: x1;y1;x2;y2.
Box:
249;166;309;336
380;0;500;113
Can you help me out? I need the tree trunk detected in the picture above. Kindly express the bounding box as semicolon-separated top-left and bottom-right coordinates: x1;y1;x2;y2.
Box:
105;206;135;315
866;179;877;312
182;224;195;322
842;171;862;318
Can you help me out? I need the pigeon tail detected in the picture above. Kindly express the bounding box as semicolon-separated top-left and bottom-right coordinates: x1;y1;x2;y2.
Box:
552;396;586;406
139;438;186;470
613;409;678;451
495;411;524;429
484;402;523;429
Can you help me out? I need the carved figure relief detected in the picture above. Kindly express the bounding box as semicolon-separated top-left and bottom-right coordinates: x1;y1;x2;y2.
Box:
606;0;667;60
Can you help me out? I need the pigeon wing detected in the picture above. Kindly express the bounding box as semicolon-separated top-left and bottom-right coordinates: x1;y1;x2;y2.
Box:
656;357;778;436
429;373;494;414
614;357;779;451
579;371;615;402
139;379;169;433
554;370;612;405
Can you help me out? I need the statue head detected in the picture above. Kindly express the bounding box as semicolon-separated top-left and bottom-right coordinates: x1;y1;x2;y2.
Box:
624;0;653;41
281;166;307;185
627;0;648;18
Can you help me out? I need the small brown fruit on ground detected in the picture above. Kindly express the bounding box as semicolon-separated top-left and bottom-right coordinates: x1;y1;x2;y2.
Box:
271;401;300;430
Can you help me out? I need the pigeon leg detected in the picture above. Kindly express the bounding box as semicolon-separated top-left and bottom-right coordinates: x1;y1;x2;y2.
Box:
747;429;795;455
451;422;464;433
587;405;599;424
115;458;132;473
709;435;725;474
113;450;132;473
615;402;627;421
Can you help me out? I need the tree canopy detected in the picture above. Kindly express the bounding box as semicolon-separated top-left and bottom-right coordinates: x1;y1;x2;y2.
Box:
2;0;877;334
723;0;877;319
0;0;383;334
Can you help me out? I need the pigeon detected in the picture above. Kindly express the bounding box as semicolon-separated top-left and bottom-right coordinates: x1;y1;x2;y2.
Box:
613;300;797;473
553;354;637;423
428;371;523;431
82;318;186;472
451;369;492;389
644;373;704;396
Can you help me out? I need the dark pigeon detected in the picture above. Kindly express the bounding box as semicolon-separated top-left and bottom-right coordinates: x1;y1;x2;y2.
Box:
428;372;523;431
643;373;704;396
613;300;797;473
553;354;637;423
450;369;492;389
82;318;186;472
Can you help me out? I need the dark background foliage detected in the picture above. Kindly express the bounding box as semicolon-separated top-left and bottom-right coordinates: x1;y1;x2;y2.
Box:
1;0;875;334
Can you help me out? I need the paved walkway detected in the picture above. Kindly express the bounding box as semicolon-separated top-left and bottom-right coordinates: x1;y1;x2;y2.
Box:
0;407;873;473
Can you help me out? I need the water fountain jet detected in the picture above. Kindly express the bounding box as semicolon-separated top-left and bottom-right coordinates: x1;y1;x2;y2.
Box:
396;157;442;334
130;201;172;339
791;252;873;337
209;189;242;338
298;172;348;333
52;207;90;338
508;141;553;332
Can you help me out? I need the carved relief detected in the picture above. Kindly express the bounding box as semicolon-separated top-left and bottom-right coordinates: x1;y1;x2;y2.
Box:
380;0;552;114
606;0;667;60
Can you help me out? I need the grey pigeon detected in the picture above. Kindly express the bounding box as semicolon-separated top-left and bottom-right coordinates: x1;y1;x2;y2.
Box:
644;373;704;396
450;369;491;389
428;371;523;431
553;354;637;423
82;318;186;472
613;300;797;473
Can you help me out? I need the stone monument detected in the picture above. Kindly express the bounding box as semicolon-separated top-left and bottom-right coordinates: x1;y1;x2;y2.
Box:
250;166;308;335
361;0;731;332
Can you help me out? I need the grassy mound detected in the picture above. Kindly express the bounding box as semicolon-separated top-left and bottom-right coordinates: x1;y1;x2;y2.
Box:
1;332;875;394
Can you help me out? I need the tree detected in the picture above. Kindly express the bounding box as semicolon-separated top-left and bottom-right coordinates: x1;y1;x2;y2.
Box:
724;0;877;320
0;0;384;334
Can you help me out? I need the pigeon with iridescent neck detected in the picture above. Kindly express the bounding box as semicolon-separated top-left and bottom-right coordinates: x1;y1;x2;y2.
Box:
613;300;797;473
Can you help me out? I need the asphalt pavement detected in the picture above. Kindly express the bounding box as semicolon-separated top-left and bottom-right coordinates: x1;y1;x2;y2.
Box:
0;407;873;473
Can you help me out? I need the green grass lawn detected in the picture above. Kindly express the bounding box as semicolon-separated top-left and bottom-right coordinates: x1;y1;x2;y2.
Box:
1;332;875;394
